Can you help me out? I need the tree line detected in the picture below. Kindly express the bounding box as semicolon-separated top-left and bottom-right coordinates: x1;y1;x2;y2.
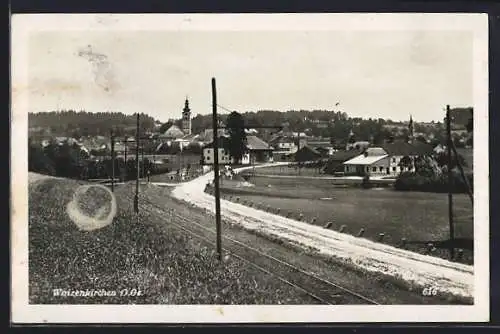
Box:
28;140;173;181
191;108;471;148
29;107;472;151
29;110;157;138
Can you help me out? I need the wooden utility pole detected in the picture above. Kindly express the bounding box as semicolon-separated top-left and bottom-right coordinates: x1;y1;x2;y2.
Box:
179;144;183;181
212;78;222;261
124;141;128;181
446;105;455;260
297;131;301;176
141;143;145;178
134;113;140;214
110;129;115;192
450;140;474;204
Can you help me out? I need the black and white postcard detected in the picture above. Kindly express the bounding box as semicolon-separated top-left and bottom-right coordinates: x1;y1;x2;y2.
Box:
11;13;489;323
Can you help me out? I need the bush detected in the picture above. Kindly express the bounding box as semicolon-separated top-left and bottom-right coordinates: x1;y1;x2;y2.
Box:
361;174;372;189
395;171;473;193
323;160;344;175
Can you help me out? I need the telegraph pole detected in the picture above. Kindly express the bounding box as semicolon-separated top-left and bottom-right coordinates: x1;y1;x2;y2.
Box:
212;78;222;261
297;131;301;176
134;113;140;214
110;129;115;192
141;143;145;178
123;140;128;181
446;105;455;260
450;140;474;204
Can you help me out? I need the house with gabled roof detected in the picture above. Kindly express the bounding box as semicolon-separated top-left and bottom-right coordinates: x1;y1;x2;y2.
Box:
159;125;185;140
269;134;297;153
246;135;274;163
294;145;323;163
323;149;361;174
343;140;434;177
201;136;239;165
201;135;273;165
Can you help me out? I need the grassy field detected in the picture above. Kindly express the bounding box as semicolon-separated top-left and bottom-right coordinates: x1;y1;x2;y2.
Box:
140;185;467;304
219;175;474;264
28;173;472;305
249;165;325;177
28;176;319;304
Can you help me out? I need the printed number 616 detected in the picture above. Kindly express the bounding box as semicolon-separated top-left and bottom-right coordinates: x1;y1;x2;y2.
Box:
422;287;438;296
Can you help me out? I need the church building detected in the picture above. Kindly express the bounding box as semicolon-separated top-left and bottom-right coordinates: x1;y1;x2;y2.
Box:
182;98;192;135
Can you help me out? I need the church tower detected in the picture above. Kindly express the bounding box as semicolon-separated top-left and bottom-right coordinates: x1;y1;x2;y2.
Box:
346;129;356;150
408;114;414;143
182;98;192;135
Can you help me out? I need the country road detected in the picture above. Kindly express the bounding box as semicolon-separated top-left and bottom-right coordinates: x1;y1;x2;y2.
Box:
170;162;474;300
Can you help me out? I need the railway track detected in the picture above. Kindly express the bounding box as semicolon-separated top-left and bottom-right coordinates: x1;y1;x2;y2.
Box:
130;194;381;305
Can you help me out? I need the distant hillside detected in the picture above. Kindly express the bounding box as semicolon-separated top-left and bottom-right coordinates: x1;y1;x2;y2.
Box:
29;110;158;138
191;109;438;145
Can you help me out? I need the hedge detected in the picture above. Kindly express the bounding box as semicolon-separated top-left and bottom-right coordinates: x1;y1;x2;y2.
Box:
394;171;473;193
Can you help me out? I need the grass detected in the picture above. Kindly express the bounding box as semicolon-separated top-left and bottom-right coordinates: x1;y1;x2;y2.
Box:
217;175;474;264
249;165;325;177
28;176;318;304
144;185;469;304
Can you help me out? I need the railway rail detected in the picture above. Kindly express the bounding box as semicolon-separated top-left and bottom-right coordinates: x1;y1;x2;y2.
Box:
129;194;381;305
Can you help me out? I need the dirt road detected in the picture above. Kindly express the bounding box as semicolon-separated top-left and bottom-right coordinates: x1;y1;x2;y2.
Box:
171;163;474;300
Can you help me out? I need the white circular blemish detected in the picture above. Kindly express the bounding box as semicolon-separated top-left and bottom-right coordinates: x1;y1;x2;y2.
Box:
66;184;117;231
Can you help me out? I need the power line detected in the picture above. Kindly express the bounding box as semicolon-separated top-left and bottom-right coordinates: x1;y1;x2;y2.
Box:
216;103;234;113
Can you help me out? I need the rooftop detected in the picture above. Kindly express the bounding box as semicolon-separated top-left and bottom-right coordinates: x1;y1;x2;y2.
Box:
328;150;361;161
381;140;434;156
160;125;185;139
343;154;388;166
246;135;272;151
364;147;387;156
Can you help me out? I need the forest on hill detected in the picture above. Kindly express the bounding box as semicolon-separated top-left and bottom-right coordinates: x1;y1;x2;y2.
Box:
29;107;472;147
29;110;158;138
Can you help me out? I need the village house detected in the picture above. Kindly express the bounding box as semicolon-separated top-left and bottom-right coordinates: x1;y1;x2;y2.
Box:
79;136;110;155
201;135;273;165
294;145;323;163
291;132;309;147
269;134;298;151
323;150;361;174
246;135;274;163
343;147;391;176
197;128;228;144
306;138;335;156
159;124;185;141
201;137;244;165
342;141;434;177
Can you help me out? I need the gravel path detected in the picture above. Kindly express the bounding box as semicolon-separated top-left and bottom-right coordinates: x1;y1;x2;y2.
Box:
171;163;474;300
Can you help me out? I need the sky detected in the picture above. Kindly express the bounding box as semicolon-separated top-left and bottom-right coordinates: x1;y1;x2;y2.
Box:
27;30;473;122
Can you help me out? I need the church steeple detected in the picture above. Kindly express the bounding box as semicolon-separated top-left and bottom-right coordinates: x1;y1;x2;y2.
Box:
346;129;356;150
181;97;192;135
408;114;414;143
